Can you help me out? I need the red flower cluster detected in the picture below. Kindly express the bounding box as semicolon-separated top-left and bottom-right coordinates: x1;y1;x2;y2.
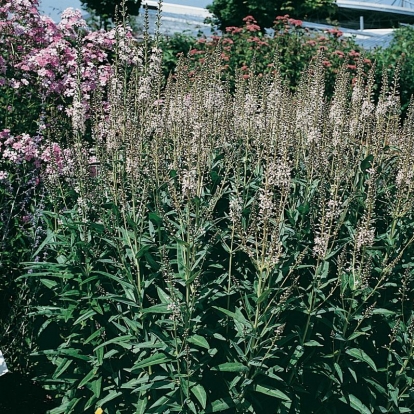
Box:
326;28;343;38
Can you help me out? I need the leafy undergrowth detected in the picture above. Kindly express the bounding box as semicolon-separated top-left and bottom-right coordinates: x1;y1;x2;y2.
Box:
19;52;414;413
2;2;414;414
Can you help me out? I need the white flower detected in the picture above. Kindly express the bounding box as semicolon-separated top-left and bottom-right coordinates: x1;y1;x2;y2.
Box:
313;233;329;258
355;226;375;250
267;159;291;188
258;189;273;219
181;169;197;196
229;197;242;223
167;302;181;321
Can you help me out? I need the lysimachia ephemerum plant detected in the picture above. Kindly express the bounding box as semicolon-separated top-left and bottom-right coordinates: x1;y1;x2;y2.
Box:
15;7;414;414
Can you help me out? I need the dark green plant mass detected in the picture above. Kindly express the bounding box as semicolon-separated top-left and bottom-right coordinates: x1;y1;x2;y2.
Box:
4;2;414;414
80;0;141;28
21;47;414;413
372;24;414;114
206;0;336;29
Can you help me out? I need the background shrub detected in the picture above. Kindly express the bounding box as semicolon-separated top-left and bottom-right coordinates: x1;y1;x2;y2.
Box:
371;25;414;114
161;15;372;98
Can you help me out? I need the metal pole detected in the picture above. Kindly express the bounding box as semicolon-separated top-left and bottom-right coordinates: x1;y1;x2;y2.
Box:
360;15;364;31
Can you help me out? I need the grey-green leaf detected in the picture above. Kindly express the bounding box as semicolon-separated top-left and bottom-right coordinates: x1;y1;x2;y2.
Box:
348;394;372;414
131;353;171;371
211;362;248;372
187;334;210;349
191;384;207;409
253;384;291;402
346;348;377;372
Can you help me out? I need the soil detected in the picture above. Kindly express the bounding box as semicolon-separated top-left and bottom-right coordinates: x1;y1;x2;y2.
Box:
0;372;58;413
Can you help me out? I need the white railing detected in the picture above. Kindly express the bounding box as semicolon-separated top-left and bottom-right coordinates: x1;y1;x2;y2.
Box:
142;1;212;18
337;0;414;15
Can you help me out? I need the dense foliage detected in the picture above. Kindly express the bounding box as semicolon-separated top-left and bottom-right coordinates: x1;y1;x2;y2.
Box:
206;0;336;30
2;2;414;414
80;0;141;29
20;51;414;414
371;25;414;114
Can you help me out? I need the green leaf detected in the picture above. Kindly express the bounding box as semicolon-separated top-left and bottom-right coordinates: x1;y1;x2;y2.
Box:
187;334;210;349
388;383;399;407
257;289;271;304
157;287;171;303
141;304;169;314
39;278;58;289
94;334;134;351
288;345;304;368
91;377;102;398
304;340;323;347
78;368;97;388
33;348;90;361
211;362;248;372
298;202;310;215
149;212;163;226
348;366;358;383
348;394;371;414
346;348;377;372
93;270;135;290
372;308;396;317
53;358;72;379
95;346;104;365
363;377;386;395
212;306;251;326
135;396;148;414
84;329;104;345
96;390;122;407
347;331;367;341
207;398;233;412
131;353;172;371
31;229;55;258
191;384;207;409
253;384;291;402
334;362;343;383
74;309;97;325
360;154;374;171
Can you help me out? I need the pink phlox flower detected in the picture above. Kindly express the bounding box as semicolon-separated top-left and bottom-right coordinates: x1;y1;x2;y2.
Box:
41;142;65;174
58;8;87;35
10;78;21;88
4;136;14;145
98;65;112;86
327;28;343;38
288;18;302;27
243;15;257;23
13;23;25;36
246;23;261;32
3;148;19;162
12;141;23;150
225;26;243;35
0;130;10;139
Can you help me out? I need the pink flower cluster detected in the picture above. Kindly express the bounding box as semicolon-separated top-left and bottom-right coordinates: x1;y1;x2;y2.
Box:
0;0;139;114
0;129;40;165
0;129;71;178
